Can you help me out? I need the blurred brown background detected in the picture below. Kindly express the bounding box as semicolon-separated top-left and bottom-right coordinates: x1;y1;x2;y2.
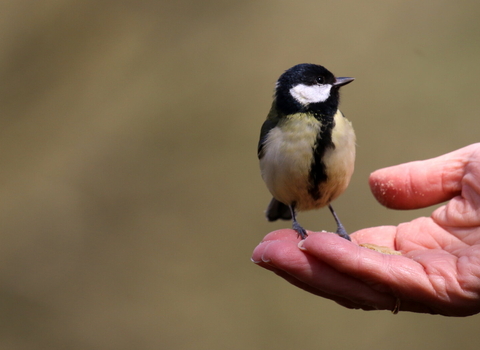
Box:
0;1;479;349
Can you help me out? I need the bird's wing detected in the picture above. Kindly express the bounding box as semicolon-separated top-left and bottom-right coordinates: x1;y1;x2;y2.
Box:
257;102;280;159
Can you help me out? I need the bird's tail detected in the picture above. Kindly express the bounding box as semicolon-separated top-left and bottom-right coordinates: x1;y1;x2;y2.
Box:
265;198;292;221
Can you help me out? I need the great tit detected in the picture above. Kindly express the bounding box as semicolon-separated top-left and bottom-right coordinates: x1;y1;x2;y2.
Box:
258;63;355;240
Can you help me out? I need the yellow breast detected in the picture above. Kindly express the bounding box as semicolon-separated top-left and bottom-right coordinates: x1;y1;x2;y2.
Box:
260;110;355;211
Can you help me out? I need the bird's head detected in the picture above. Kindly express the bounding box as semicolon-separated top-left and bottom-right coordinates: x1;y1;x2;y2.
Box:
275;63;354;116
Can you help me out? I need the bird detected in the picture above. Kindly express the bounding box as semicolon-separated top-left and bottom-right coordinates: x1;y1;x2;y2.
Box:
258;63;355;240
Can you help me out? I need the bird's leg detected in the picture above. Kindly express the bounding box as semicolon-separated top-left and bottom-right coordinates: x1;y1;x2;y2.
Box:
328;204;351;241
289;204;308;240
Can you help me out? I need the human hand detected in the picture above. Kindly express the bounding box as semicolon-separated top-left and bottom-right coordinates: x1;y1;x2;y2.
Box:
252;143;480;316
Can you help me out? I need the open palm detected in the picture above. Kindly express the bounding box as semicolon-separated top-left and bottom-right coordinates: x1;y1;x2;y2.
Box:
252;143;480;316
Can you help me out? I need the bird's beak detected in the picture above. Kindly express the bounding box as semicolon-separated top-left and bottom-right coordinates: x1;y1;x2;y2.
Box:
334;77;355;87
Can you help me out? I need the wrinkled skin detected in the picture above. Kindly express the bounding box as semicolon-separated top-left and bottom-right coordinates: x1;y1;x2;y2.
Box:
252;143;480;316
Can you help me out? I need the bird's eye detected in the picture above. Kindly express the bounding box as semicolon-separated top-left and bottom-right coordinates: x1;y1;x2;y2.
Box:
316;76;324;84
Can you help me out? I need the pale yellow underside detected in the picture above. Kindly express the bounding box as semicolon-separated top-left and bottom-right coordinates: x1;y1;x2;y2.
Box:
260;110;356;211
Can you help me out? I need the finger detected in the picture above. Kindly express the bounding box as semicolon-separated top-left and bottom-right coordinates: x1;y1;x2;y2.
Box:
253;238;352;302
368;144;478;209
251;229;301;264
301;231;438;304
254;235;396;310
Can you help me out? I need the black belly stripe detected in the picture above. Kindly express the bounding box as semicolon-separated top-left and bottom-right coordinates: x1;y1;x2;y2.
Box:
308;115;335;200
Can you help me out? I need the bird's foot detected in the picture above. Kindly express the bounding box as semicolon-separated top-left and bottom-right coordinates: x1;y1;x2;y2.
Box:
328;204;351;241
336;224;351;241
292;221;308;240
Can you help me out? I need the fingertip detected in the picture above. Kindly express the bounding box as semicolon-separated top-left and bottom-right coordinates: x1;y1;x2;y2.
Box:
252;229;303;265
369;168;404;208
250;257;262;264
251;239;271;263
369;148;470;210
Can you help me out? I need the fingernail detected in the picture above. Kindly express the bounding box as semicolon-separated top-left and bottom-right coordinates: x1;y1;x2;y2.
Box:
261;255;271;263
252;240;274;264
298;239;307;251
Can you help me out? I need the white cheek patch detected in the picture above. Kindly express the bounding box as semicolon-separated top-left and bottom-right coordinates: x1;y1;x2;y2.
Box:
289;84;332;106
